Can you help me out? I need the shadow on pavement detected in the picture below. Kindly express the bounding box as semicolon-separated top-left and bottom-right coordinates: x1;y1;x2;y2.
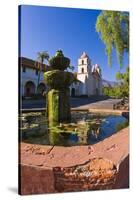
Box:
21;96;110;109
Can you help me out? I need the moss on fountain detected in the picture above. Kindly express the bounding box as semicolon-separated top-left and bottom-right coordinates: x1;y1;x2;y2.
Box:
49;50;70;71
47;88;71;125
44;70;74;89
44;50;74;125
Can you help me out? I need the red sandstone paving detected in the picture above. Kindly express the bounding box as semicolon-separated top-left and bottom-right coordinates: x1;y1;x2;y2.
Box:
20;127;129;168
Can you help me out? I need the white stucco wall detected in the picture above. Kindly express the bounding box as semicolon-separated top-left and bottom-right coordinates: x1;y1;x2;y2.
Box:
70;53;103;97
21;67;45;96
77;73;89;95
20;54;102;98
78;57;88;66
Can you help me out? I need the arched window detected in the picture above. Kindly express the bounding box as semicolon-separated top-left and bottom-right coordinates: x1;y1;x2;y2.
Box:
37;83;46;95
81;68;84;73
24;81;36;97
82;60;84;65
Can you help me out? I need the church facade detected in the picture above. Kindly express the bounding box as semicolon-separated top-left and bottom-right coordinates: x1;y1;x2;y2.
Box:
20;52;102;97
70;52;102;97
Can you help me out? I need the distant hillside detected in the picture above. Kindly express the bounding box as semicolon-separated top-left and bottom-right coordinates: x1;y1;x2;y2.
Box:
102;79;119;87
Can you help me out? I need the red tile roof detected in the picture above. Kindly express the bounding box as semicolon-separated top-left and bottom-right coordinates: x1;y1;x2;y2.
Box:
19;57;49;72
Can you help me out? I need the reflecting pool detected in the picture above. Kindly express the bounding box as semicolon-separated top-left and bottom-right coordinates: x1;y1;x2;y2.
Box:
19;111;128;146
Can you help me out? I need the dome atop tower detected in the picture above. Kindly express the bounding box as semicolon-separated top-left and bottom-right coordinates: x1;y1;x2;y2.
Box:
80;52;89;59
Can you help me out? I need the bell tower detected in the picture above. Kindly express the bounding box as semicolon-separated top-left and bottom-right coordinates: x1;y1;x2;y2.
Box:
77;52;91;95
78;52;91;74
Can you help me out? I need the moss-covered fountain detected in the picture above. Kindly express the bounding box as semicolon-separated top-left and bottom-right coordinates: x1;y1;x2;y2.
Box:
20;50;129;195
20;50;129;146
44;50;75;126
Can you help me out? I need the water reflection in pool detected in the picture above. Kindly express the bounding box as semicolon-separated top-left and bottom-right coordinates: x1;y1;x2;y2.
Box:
19;111;128;146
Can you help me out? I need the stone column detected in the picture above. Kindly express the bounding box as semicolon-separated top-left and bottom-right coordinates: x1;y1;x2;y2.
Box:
44;50;74;126
47;88;71;124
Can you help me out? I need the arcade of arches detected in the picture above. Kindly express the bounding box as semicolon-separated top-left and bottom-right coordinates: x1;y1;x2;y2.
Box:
37;83;46;94
24;81;46;97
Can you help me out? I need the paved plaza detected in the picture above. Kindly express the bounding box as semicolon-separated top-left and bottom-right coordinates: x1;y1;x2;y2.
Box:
21;97;121;110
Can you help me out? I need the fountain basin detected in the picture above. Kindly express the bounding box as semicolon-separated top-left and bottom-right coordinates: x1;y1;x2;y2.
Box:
44;70;74;89
20;111;128;146
19;109;129;195
19;127;129;195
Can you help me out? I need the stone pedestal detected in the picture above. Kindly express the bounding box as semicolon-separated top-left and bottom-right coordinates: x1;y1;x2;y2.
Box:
47;88;71;125
44;50;74;125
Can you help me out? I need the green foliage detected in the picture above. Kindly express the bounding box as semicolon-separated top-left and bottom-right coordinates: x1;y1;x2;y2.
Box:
116;71;123;80
103;86;122;98
96;11;129;67
103;67;129;98
35;51;50;93
116;67;129;97
37;51;49;63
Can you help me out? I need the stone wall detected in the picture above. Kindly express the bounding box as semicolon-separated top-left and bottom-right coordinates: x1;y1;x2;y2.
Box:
53;158;117;192
19;127;129;195
19;165;55;195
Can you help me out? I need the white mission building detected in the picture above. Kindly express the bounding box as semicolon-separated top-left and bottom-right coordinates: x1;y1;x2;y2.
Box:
20;52;102;97
20;57;47;97
70;52;102;96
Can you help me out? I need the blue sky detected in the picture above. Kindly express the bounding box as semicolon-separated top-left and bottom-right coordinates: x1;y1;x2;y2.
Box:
19;5;129;81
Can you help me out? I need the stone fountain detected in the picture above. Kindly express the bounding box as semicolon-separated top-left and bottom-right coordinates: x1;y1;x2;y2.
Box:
44;50;75;126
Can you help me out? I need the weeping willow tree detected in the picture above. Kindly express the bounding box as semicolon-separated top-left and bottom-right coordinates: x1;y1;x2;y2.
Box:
116;67;129;97
96;11;129;67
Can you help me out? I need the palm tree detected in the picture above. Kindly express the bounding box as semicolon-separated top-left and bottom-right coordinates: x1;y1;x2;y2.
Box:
35;51;49;93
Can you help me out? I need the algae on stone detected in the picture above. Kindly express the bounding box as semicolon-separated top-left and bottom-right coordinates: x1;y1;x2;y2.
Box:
49;50;70;71
44;50;74;125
